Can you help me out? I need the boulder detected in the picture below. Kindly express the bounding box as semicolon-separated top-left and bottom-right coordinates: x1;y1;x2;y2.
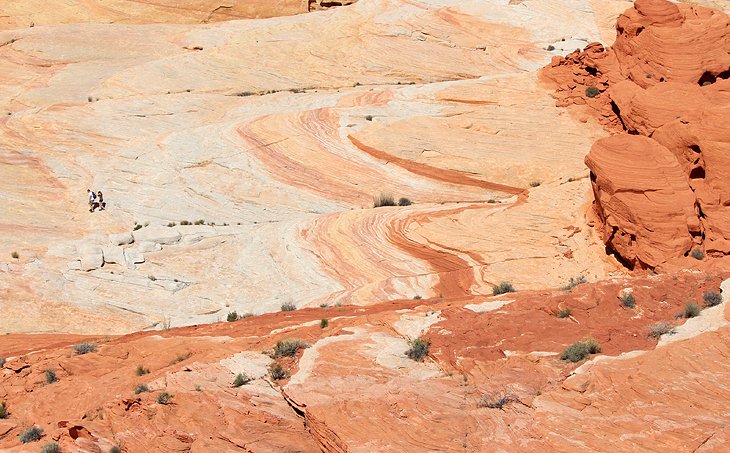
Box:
124;249;145;267
79;245;104;271
102;246;125;265
109;232;134;246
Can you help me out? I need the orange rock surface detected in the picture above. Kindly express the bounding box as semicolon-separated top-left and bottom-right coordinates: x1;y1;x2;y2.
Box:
544;0;730;268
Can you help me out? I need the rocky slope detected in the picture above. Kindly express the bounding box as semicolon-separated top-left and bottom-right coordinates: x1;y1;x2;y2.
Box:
543;0;730;269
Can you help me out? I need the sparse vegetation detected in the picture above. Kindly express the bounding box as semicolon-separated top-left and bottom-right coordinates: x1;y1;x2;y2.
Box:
0;400;7;419
557;308;572;319
373;193;396;208
156;392;173;405
227;311;239;322
560;338;601;362
585;86;601;97
413;295;422;300
546;45;555;51
487;199;496;203
320;318;329;328
232;373;251;387
45;369;58;384
684;302;701;318
135;365;150;376
492;281;515;295
194;219;205;225
72;342;97;355
398;197;412;206
561;275;587;291
365;115;373;121
180;220;191;226
148;275;157;281
167;222;177;227
240;312;254;319
134;384;150;394
690;248;705;260
11;251;19;259
0;356;5;367
40;442;61;453
269;363;289;380
133;224;142;231
171;352;192;364
703;291;722;307
529;181;541;187
620;293;636;308
19;426;43;443
274;339;308;358
281;302;297;312
647;322;676;339
478;391;516;409
405;337;431;362
110;445;122;453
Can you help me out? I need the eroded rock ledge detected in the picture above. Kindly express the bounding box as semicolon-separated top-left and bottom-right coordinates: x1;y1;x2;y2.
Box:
543;0;730;269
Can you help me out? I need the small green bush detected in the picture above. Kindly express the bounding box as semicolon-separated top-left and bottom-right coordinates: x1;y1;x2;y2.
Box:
493;282;515;295
11;251;19;259
45;369;58;384
647;322;675;339
320;318;329;328
226;311;239;322
40;441;61;453
134;384;150;394
156;392;173;405
274;339;308;358
72;343;97;355
560;338;601;362
19;426;43;443
546;45;555;51
703;291;722;307
690;248;704;260
365;115;373;121
413;295;422;300
0;400;7;419
180;220;191;226
373;193;396;208
620;293;636;308
281;302;297;312
135;365;149;376
405;338;431;361
167;222;177;227
561;275;587;291
684;303;701;318
557;308;572;319
269;363;289;380
398;197;412;206
585;86;601;97
232;373;251;387
194;219;205;225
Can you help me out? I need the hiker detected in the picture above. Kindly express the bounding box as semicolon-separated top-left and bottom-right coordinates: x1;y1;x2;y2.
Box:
97;190;105;210
87;189;97;212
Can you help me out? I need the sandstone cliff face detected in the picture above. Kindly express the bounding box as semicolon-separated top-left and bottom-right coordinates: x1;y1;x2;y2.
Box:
544;0;730;269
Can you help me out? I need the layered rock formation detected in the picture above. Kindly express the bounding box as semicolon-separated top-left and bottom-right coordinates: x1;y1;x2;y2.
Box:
544;0;730;269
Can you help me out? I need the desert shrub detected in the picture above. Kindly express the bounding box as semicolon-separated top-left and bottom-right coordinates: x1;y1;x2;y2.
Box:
405;338;431;362
45;369;58;384
232;373;251;387
373;193;396;208
135;365;150;376
493;282;515;295
156;392;173;405
529;181;541;187
546;45;555;51
398;197;412;206
180;220;191;226
110;446;122;453
620;293;636;308
171;352;192;364
585;86;601;97
561;275;587;291
478;391;516;409
684;302;701;318
133;224;142;231
269;363;289;380
560;338;601;362
134;384;150;394
0;400;7;419
0;356;5;367
40;442;60;453
194;219;204;225
320;318;329;328
413;295;422;300
226;311;239;322
19;426;43;443
72;342;97;355
239;312;254;318
557;308;572;319
167;222;177;227
703;291;722;307
647;322;676;339
11;251;19;259
274;339;308;358
281;302;297;312
690;248;705;260
487;199;496;203
365;115;373;121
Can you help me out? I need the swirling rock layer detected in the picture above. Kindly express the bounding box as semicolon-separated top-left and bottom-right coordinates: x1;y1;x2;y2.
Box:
543;0;730;269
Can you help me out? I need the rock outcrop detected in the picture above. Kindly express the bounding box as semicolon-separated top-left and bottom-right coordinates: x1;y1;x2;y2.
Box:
543;0;730;269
